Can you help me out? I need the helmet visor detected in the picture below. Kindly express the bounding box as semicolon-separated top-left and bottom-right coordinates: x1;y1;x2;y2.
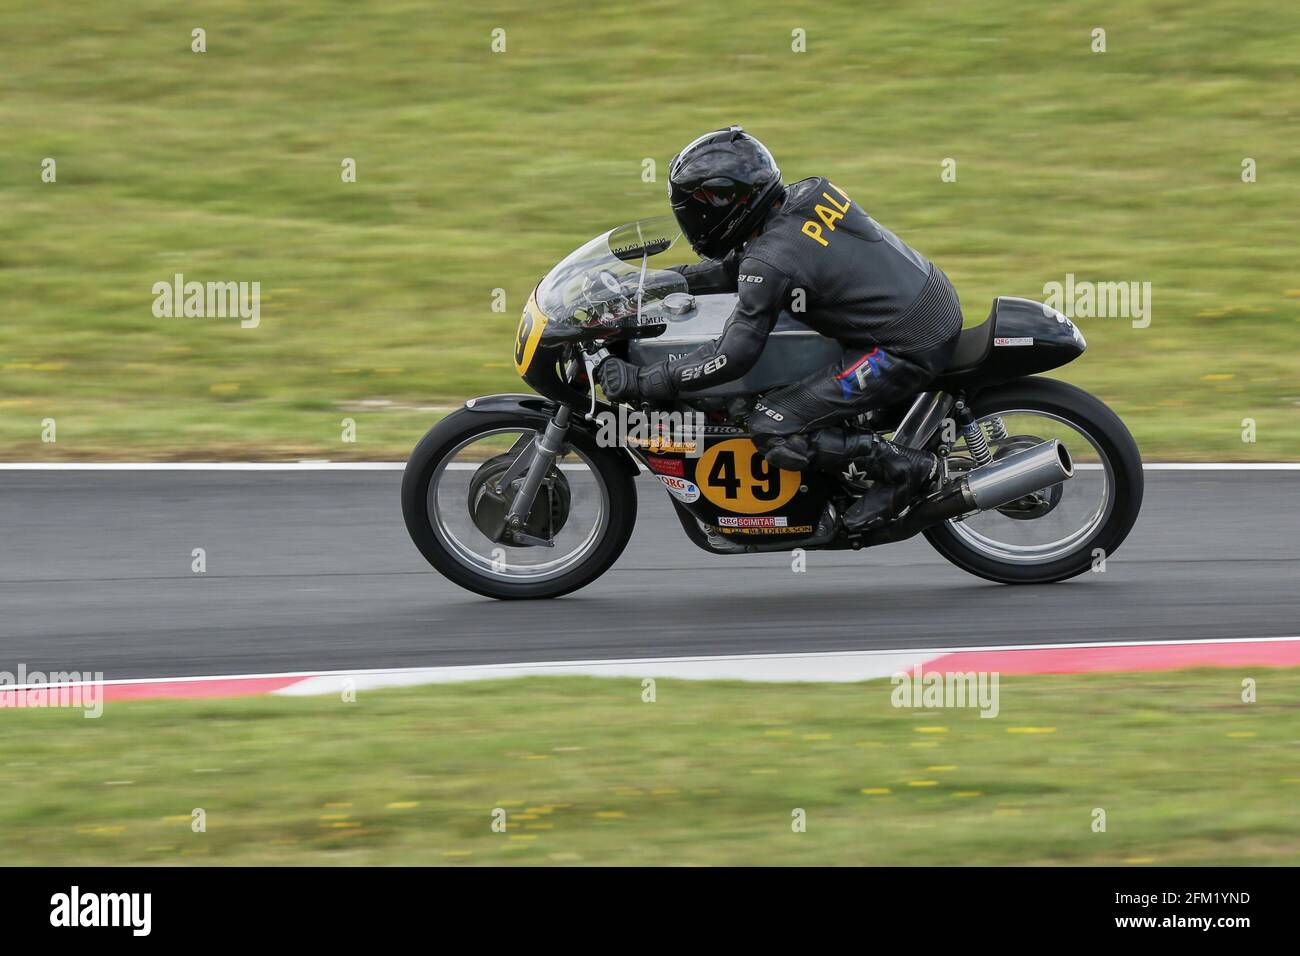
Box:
691;180;750;208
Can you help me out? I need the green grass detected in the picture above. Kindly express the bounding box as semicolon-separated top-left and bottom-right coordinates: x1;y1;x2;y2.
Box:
2;670;1297;865
2;1;1297;460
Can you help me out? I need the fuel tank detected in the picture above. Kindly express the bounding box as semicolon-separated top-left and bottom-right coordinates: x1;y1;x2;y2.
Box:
626;292;841;397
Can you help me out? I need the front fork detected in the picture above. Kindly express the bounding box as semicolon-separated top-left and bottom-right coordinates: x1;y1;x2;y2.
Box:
496;404;572;547
498;345;608;545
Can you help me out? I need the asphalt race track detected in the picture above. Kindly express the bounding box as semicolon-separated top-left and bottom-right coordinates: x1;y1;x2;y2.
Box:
0;470;1295;681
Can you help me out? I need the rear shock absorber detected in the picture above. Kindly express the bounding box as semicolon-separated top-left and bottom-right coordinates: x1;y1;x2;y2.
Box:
983;416;1009;441
953;398;993;466
962;422;992;466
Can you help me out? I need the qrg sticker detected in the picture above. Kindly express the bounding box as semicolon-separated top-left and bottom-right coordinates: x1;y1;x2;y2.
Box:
718;515;788;527
657;475;701;504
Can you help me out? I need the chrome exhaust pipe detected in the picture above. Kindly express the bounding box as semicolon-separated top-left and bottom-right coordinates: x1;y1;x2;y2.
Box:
964;439;1073;511
856;439;1074;545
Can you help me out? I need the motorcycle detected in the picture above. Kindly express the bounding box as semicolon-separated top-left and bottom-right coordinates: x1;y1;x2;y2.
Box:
403;218;1143;599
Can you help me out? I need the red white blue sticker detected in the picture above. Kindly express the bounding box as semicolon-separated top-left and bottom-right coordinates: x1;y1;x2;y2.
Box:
657;475;701;503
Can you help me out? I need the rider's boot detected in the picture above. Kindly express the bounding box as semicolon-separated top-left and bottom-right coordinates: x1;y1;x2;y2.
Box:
756;428;938;530
837;435;938;531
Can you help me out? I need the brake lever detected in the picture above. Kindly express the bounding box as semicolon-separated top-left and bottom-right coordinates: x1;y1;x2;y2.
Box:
581;345;611;420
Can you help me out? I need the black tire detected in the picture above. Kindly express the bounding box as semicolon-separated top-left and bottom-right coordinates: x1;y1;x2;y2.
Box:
401;408;638;599
922;377;1143;584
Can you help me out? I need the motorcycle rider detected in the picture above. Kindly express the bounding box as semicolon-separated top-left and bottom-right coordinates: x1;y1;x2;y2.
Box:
597;126;964;530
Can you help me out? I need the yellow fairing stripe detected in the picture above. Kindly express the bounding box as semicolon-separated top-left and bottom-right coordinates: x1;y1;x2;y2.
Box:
513;294;548;375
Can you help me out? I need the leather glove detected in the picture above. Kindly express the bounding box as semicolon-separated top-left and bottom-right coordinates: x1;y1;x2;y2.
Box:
598;356;641;403
598;357;677;405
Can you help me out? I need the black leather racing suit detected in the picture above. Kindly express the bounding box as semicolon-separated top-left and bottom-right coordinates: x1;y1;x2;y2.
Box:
645;177;964;469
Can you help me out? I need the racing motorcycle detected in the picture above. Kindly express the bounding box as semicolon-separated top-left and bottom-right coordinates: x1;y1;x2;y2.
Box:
403;218;1143;599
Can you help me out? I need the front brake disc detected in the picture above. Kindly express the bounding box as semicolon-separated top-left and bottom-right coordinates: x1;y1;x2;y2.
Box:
467;453;572;544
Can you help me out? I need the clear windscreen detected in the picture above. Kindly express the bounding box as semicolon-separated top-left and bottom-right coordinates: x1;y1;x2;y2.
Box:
535;218;690;334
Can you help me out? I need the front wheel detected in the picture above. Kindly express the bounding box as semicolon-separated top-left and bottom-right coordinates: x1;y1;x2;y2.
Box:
923;377;1143;584
402;407;638;599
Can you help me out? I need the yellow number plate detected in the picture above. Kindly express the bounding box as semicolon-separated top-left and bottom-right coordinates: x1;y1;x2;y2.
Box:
514;294;547;375
696;438;800;514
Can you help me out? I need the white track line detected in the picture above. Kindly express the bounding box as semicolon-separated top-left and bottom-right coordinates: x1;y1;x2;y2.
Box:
6;635;1298;692
0;462;1297;471
1128;463;1300;471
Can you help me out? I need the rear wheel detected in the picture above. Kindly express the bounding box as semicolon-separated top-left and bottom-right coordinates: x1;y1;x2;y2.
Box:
402;408;637;599
923;378;1143;583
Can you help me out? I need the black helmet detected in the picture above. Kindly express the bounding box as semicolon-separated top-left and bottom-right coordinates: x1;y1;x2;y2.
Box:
668;126;785;260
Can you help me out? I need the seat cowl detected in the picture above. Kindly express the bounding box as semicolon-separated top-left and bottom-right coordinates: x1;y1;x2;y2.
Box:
935;296;1086;388
942;299;999;374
